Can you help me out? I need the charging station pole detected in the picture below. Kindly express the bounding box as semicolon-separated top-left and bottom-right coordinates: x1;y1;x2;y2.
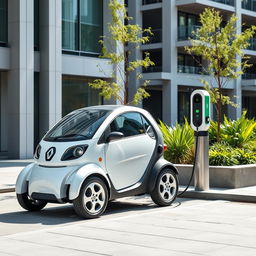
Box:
190;90;210;191
194;131;209;191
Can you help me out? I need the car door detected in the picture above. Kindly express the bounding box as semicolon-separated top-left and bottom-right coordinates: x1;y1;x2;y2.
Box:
104;112;156;190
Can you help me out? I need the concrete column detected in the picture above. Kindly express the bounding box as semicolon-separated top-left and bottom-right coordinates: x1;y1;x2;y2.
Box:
128;0;142;105
0;72;8;152
103;0;125;105
162;0;178;125
39;0;62;138
233;0;242;119
162;80;178;126
8;0;34;158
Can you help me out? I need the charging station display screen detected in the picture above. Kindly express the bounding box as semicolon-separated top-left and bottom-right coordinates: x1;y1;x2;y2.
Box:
192;94;202;128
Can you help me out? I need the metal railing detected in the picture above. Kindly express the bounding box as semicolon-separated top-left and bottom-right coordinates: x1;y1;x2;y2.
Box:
177;65;205;75
178;25;201;41
242;0;256;12
211;0;235;6
143;66;162;73
246;38;256;51
142;0;162;5
144;29;162;44
242;73;256;79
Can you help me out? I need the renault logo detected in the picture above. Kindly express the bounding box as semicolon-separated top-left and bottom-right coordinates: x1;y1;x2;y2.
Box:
45;147;56;161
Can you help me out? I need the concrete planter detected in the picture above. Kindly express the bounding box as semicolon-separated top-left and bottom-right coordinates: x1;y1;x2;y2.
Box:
175;164;256;189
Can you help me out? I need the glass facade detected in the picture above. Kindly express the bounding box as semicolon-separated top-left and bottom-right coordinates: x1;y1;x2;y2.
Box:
243;94;256;119
178;12;200;41
143;9;162;44
177;54;203;74
242;0;256;11
34;0;39;50
62;0;103;54
0;0;7;45
62;76;101;116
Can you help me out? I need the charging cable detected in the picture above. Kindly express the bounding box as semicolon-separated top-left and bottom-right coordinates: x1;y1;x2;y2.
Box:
178;127;199;196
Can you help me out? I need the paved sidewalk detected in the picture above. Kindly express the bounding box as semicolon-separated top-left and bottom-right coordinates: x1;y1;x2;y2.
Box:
1;196;256;256
0;160;256;202
0;160;32;192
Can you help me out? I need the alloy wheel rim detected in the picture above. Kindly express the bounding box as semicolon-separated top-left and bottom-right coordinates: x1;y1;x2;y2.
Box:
159;173;177;202
83;182;106;215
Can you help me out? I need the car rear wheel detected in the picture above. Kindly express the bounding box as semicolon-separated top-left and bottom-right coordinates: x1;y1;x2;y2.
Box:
73;177;109;219
16;193;47;211
150;169;178;206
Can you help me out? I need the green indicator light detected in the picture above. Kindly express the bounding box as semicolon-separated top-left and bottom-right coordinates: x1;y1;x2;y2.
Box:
196;109;200;113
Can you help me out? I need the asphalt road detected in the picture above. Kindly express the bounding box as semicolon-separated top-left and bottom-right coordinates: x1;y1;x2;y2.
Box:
0;193;256;256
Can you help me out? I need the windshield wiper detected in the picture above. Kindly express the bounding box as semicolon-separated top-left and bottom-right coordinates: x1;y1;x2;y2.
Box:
52;134;89;140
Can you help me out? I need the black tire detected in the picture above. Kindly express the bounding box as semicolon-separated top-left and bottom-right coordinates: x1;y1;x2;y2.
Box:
73;177;109;219
150;169;178;206
16;193;47;211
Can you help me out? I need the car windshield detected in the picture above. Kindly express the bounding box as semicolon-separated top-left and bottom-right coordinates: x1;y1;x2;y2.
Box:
44;109;110;141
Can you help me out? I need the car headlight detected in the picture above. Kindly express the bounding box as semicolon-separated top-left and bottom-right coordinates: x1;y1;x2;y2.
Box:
34;144;41;159
61;145;88;161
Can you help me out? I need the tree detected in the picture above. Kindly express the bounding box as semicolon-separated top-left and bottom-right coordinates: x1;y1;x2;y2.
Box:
89;0;154;105
185;8;256;142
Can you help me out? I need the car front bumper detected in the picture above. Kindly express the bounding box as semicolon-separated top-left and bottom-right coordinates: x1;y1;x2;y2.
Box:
27;164;80;202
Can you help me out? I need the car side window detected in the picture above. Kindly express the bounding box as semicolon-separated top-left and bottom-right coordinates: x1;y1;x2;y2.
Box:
141;115;156;139
110;112;145;137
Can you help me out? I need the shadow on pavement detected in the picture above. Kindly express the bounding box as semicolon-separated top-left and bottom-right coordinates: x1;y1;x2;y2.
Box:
0;200;156;226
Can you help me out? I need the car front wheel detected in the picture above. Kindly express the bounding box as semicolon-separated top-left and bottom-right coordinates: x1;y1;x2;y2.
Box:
150;169;178;206
16;193;47;211
73;177;109;219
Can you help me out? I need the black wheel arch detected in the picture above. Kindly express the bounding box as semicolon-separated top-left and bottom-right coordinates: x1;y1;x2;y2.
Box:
147;158;179;193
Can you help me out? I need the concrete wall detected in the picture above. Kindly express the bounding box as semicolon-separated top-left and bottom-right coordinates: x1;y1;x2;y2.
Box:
176;164;256;188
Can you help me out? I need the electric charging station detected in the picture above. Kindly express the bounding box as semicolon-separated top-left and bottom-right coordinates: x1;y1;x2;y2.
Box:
190;89;211;191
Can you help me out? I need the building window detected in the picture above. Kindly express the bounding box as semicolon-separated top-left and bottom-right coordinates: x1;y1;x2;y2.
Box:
177;53;203;74
178;12;200;41
243;94;256;119
34;0;39;50
62;76;101;116
62;0;103;55
143;50;162;73
142;9;162;44
0;0;7;46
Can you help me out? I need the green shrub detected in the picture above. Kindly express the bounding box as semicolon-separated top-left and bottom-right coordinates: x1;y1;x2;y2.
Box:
209;112;256;149
209;143;239;166
159;120;194;164
209;143;256;166
235;149;256;165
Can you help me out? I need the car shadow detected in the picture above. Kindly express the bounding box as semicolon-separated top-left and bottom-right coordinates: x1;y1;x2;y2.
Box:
0;198;159;226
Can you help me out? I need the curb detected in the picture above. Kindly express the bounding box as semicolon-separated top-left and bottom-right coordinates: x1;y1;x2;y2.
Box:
178;190;256;203
0;187;15;193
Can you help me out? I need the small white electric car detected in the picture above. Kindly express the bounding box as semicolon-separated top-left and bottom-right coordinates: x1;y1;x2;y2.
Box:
16;105;178;218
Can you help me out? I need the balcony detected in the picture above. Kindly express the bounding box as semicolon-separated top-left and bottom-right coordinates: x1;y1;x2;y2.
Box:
246;38;256;51
177;65;205;75
242;73;256;79
143;66;162;73
144;29;162;44
242;0;256;12
142;0;162;4
178;25;201;41
210;0;235;6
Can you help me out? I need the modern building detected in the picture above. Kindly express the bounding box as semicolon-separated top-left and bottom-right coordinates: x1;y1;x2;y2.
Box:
0;0;117;159
1;0;256;159
127;0;256;124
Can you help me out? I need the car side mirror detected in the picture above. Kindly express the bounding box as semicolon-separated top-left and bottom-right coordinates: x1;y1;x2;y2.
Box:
106;132;124;143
